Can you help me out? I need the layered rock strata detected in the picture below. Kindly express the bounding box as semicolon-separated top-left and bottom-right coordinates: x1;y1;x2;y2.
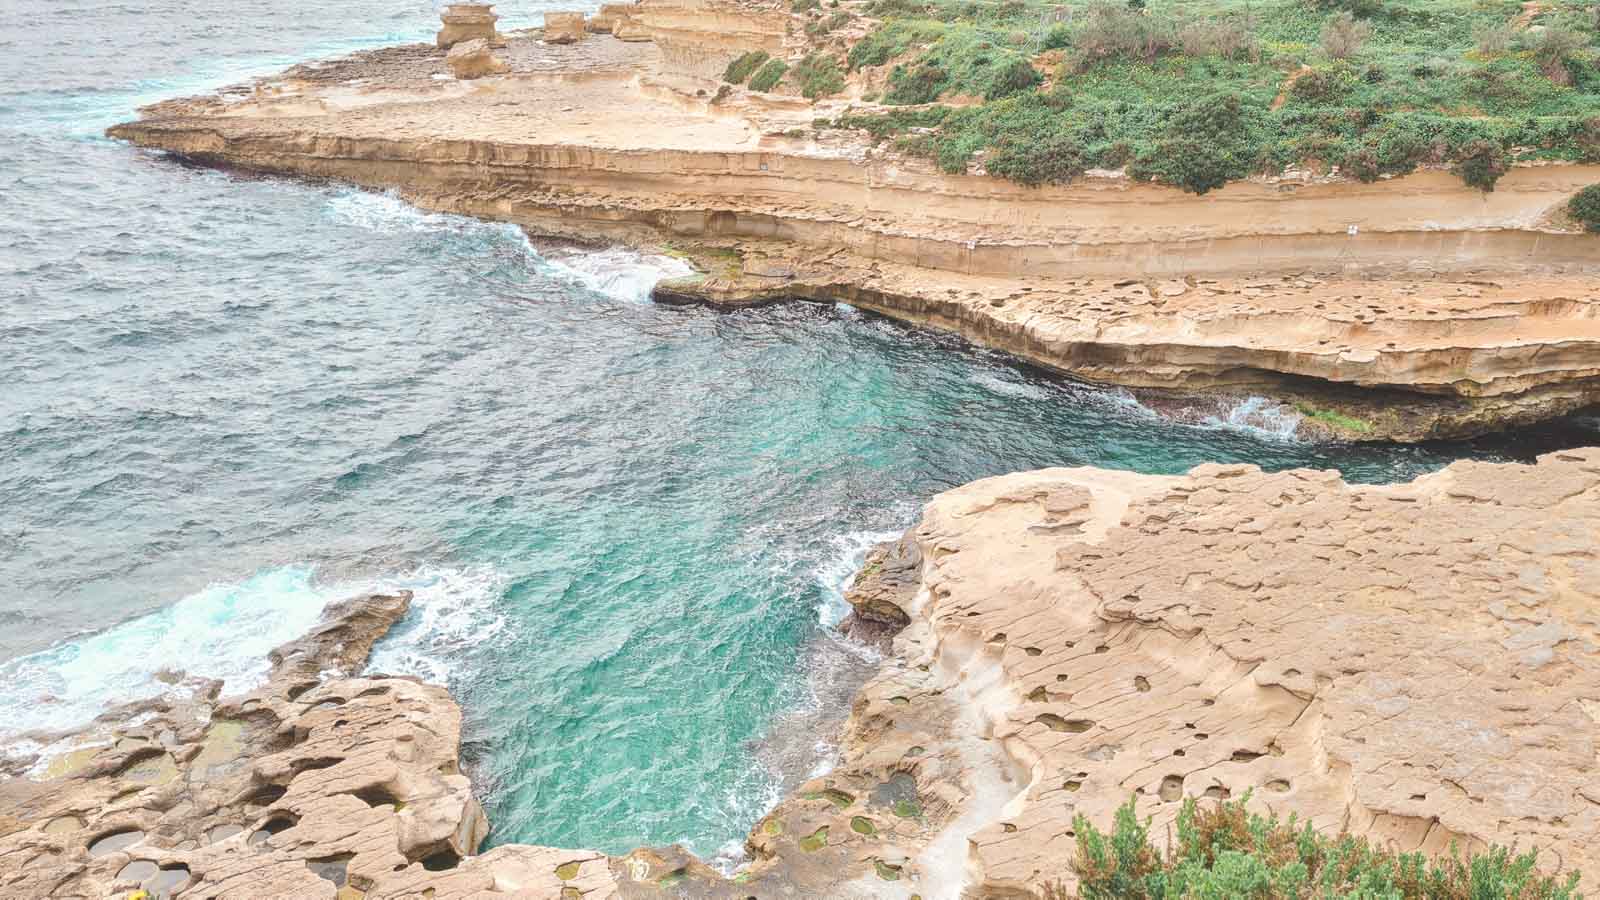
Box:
0;593;616;899
105;9;1600;440
435;4;500;49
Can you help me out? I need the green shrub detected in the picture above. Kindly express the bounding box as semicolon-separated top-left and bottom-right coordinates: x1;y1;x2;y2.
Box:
1058;795;1582;900
792;53;846;98
983;132;1086;185
792;0;820;11
1454;138;1509;191
1290;64;1355;104
1524;25;1588;86
748;59;789;92
885;61;948;103
984;58;1040;100
1569;184;1600;232
1071;1;1175;70
722;50;770;84
1129;91;1259;194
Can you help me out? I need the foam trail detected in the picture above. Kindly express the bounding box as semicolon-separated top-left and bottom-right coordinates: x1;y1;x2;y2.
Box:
534;246;695;303
1202;395;1304;441
0;563;502;746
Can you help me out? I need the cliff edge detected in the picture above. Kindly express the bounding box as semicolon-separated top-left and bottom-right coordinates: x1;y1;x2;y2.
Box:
104;0;1600;441
4;448;1598;898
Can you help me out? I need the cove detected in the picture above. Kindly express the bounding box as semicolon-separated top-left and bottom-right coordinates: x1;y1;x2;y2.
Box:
5;0;1600;876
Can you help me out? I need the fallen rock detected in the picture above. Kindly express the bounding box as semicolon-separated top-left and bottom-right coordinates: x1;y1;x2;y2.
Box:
446;38;508;79
543;11;588;45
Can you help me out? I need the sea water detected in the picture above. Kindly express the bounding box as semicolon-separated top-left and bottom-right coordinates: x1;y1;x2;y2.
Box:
3;0;1597;862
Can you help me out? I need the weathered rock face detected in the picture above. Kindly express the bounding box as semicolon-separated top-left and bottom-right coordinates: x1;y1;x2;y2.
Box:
3;451;1598;898
104;24;1600;441
446;38;508;79
0;592;618;900
435;3;500;49
869;448;1600;896
542;12;587;45
586;3;637;33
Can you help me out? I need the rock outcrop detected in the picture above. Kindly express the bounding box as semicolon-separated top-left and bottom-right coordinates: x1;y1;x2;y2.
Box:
446;38;508;80
104;9;1600;441
435;3;500;49
0;592;618;899
4;450;1598;897
542;12;587;45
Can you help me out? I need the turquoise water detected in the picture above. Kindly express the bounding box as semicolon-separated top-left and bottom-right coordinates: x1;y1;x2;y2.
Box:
3;0;1598;864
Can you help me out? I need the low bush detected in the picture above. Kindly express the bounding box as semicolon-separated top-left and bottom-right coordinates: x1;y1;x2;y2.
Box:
1570;184;1600;232
847;19;946;70
1320;11;1372;60
1454;138;1509;191
885;61;948;103
792;52;845;98
1054;795;1582;900
985;58;1040;100
1071;1;1175;69
748;59;789;92
1524;25;1587;86
722;50;770;84
983;132;1086;185
1129;91;1259;194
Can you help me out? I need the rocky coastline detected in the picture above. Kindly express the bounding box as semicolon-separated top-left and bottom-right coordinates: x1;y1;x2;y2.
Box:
103;0;1600;442
5;449;1598;898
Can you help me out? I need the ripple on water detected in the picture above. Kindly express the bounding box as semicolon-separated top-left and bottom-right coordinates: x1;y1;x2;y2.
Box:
5;0;1600;863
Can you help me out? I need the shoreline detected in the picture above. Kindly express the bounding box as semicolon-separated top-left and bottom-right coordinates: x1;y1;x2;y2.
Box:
102;19;1600;443
6;449;1598;898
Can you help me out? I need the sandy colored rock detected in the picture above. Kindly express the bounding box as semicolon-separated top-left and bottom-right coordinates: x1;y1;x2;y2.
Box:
436;3;500;49
587;3;637;33
542;12;588;45
0;592;620;900
104;17;1600;441
446;38;508;80
866;448;1600;895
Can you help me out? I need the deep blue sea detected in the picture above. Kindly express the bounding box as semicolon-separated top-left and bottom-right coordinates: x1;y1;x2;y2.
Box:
3;0;1596;864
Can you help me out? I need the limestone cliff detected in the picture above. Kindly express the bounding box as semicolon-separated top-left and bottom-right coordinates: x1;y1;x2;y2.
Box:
102;3;1600;441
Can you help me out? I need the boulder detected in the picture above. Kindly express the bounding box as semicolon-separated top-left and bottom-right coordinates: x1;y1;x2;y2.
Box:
543;11;588;45
446;38;509;79
436;2;499;48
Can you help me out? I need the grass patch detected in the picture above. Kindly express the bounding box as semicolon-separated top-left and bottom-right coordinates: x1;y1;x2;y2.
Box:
793;52;847;98
827;0;1600;191
1052;795;1580;899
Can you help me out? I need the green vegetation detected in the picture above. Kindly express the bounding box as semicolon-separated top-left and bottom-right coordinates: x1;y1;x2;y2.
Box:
1055;795;1581;899
1294;403;1373;434
1571;183;1600;231
793;52;847;97
723;50;771;84
749;58;790;92
822;0;1600;193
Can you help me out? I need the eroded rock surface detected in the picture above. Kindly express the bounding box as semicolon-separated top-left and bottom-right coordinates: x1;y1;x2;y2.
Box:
102;2;1600;441
870;448;1600;896
0;592;618;899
